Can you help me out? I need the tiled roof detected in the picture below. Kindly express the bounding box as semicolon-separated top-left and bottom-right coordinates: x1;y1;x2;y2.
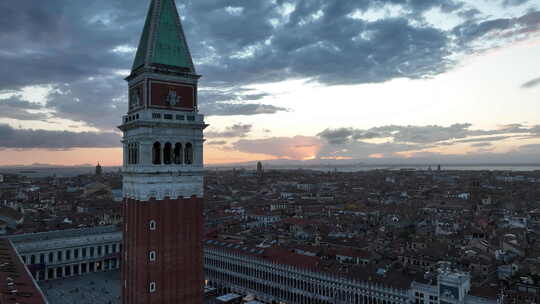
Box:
0;239;47;303
4;225;119;244
132;0;195;73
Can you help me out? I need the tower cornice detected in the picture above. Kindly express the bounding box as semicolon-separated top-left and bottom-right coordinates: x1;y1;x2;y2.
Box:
118;120;208;132
126;66;201;83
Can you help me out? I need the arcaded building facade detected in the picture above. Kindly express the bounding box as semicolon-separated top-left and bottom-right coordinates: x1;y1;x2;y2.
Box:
6;227;499;304
12;226;122;281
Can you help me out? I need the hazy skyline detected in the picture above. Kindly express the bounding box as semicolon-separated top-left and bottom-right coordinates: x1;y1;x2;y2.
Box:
0;0;539;166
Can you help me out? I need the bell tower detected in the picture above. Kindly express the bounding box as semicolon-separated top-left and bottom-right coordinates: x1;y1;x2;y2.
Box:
119;0;206;303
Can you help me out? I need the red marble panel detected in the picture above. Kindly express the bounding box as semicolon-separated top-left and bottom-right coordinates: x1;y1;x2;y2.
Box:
149;80;196;110
128;82;145;112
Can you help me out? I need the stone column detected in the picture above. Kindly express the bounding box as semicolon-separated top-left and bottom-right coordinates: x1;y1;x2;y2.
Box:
194;141;203;166
140;141;151;165
123;143;128;166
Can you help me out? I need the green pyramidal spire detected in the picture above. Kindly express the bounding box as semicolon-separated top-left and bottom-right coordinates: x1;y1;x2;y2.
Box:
131;0;195;73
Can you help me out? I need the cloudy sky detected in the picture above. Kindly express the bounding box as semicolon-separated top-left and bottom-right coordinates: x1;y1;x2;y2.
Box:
0;0;539;166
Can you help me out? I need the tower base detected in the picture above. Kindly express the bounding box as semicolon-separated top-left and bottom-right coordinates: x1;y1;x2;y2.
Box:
122;196;203;304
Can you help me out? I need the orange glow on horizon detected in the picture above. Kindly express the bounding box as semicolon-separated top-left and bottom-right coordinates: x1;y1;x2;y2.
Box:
320;156;353;160
204;146;278;165
0;148;123;167
0;147;280;167
1;136;539;167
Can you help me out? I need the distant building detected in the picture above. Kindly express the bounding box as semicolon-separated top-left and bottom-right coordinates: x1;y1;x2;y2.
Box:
0;174;4;183
205;239;411;303
8;226;121;281
111;189;123;202
297;183;316;192
206;241;498;304
410;265;497;304
257;161;263;174
257;161;264;183
83;182;112;200
95;162;102;176
0;208;24;229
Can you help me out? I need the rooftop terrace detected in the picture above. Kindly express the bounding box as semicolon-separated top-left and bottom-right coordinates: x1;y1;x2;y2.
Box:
4;226;119;244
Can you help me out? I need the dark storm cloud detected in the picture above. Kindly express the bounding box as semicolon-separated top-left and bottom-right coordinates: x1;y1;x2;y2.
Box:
198;89;270;103
453;135;516;144
203;103;288;116
0;96;47;121
0;107;47;121
312;123;540;160
452;10;540;47
502;0;530;7
198;89;287;116
1;0;537;89
372;123;474;143
231;136;322;159
194;2;453;86
206;140;227;146
471;142;492;147
531;125;540;134
0;0;143;130
0;97;42;110
319;123;476;145
317;128;356;145
320;141;426;159
46;76;126;130
218;121;531;163
521;77;540;88
317;128;383;145
318;124;538;146
1;0;539;131
206;124;252;138
227;123;540;160
0;124;120;149
457;8;482;19
0;0;143;89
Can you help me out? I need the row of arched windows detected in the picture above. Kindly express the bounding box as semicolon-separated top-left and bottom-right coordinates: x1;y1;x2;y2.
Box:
152;142;193;165
128;143;139;164
204;253;406;304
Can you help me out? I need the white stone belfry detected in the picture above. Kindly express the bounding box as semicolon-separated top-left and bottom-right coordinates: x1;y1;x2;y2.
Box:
119;100;206;201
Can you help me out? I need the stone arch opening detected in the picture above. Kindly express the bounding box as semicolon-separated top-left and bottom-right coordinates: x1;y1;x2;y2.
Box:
133;143;138;164
152;142;161;165
163;142;172;164
185;142;193;164
174;143;183;164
